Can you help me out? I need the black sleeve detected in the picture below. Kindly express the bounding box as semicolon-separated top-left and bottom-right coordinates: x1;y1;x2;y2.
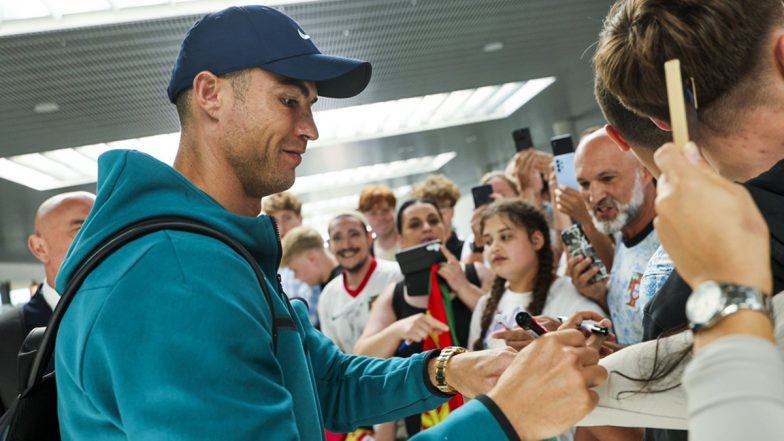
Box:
642;270;691;341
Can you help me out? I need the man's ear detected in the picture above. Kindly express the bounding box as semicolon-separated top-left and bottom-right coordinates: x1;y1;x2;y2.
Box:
306;249;320;265
775;34;784;78
192;71;223;120
638;163;655;185
28;234;49;264
605;124;631;152
651;118;672;132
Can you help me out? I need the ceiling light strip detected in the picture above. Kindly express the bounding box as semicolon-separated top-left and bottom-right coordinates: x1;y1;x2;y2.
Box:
0;78;553;191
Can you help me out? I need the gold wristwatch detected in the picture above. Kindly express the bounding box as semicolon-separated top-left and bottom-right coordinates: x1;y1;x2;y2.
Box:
435;346;466;394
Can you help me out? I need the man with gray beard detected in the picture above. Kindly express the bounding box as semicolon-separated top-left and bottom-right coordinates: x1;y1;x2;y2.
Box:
568;127;659;345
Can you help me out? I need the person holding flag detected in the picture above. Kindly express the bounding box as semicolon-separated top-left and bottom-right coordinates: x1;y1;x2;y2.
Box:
354;198;494;438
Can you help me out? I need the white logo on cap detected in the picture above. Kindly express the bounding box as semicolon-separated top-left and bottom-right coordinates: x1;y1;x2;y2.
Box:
298;29;311;40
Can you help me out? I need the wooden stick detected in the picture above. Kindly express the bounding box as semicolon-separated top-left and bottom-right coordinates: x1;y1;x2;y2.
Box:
664;59;690;151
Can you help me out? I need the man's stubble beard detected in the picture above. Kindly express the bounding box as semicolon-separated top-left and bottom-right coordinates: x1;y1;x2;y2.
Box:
590;172;645;235
226;142;294;199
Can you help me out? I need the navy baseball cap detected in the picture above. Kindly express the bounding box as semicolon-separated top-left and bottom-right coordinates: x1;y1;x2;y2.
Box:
167;5;371;103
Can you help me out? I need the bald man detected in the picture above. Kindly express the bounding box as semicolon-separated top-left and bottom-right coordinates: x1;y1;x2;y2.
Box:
0;191;94;413
567;128;660;345
24;191;95;334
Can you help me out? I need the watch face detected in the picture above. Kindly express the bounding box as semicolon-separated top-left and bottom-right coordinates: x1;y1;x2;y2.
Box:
687;282;725;325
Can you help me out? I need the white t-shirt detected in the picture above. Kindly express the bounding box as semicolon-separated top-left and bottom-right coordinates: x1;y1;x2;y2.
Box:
317;259;403;353
606;227;661;345
468;276;606;350
373;240;400;262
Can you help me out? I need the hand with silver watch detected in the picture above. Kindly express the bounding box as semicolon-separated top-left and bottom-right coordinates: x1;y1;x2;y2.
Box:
653;143;774;349
686;281;771;332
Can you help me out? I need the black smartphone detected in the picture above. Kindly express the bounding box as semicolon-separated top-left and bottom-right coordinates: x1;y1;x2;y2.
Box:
395;240;446;296
560;224;609;284
550;134;574;156
512;127;533;152
471;184;493;209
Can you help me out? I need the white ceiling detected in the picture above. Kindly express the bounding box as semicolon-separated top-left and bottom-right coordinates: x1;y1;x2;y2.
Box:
0;0;613;268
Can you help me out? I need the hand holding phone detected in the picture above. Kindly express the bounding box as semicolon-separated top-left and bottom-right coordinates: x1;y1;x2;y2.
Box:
561;224;609;284
395;240;446;296
513;127;533;152
551;134;580;191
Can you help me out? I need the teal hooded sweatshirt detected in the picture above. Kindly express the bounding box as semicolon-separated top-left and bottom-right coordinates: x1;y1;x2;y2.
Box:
54;150;520;441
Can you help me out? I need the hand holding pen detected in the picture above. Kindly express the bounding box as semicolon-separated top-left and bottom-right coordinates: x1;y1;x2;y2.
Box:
556;311;618;356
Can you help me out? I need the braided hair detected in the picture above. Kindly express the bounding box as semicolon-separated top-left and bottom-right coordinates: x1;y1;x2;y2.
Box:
473;199;555;350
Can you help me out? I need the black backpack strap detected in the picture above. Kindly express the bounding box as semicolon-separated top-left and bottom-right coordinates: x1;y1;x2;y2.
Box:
22;216;280;394
0;306;25;413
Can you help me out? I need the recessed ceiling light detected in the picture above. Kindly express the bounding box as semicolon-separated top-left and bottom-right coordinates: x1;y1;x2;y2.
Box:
33;102;60;114
0;77;555;191
483;41;504;53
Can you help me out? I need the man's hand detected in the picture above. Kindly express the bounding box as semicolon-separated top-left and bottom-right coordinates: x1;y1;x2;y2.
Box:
566;255;608;309
487;330;608;441
654;143;771;294
395;313;450;344
534;315;561;332
556;185;592;226
437;347;517;398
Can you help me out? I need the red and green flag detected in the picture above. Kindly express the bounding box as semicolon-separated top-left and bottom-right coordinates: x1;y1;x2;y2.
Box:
420;264;464;431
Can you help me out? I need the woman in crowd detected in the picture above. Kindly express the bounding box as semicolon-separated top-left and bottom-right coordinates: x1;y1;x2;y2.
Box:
468;199;605;352
353;198;492;437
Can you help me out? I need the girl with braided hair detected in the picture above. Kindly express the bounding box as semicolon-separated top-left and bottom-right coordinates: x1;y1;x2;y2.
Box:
468;199;605;351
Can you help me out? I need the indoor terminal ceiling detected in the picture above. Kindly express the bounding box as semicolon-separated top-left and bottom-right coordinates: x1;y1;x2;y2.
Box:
0;0;613;269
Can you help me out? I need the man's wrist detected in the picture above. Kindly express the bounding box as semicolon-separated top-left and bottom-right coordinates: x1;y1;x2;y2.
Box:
424;350;452;397
435;346;466;394
470;241;484;253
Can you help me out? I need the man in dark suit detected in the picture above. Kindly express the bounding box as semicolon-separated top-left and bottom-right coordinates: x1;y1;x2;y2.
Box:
0;191;94;412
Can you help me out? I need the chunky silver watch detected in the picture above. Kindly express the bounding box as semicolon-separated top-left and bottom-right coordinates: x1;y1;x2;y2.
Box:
686;281;771;331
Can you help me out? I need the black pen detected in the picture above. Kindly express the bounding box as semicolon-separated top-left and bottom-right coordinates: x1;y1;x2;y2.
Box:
515;312;548;336
557;316;609;336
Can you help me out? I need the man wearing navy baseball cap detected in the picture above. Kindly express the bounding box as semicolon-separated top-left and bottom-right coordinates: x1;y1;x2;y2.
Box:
54;5;606;441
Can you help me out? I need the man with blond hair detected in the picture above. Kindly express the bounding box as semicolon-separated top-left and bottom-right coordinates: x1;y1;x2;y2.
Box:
263;191;316;318
358;184;399;261
281;225;341;326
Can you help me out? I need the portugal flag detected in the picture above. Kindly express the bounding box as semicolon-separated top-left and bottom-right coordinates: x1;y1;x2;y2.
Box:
420;264;464;431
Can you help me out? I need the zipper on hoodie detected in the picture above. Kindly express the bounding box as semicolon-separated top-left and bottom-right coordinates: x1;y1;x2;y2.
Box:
266;214;287;298
268;214;284;269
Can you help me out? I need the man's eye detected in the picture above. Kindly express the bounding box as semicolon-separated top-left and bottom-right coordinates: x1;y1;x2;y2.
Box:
281;98;299;107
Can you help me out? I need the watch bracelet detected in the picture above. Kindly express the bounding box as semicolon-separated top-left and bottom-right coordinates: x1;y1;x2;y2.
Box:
435;346;466;394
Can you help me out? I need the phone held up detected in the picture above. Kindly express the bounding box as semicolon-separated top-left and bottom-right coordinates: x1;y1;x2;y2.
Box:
395;240;446;296
560;224;609;284
512;127;533;152
551;134;580;191
471;184;493;209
